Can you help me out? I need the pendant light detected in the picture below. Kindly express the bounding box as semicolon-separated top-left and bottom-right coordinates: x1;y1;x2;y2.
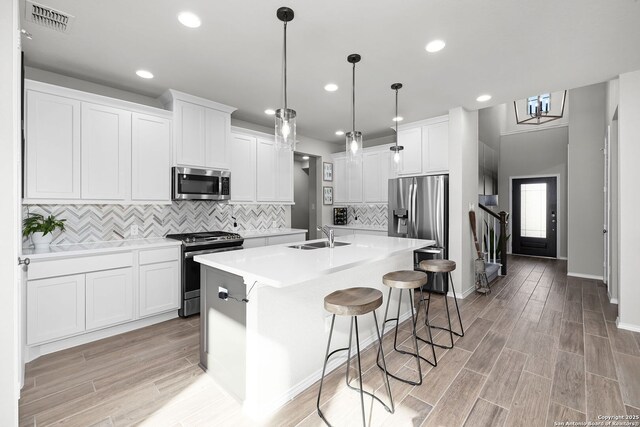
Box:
346;54;363;163
275;7;296;151
390;83;404;164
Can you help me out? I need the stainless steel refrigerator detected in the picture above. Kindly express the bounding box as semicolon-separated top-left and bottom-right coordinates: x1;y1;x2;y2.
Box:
388;174;449;293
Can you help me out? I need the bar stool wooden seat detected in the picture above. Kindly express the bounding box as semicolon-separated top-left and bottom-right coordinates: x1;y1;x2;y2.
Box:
317;287;394;426
377;270;437;386
418;259;465;349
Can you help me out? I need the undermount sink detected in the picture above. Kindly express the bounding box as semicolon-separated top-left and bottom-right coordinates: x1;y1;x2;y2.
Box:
288;241;351;250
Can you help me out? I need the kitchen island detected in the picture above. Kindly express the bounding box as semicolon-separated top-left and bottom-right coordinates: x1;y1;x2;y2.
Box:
194;234;434;418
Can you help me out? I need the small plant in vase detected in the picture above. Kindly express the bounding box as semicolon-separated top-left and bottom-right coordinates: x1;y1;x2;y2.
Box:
23;213;66;248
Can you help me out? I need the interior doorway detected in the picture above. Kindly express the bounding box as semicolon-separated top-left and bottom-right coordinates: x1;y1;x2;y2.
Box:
511;176;558;258
292;153;319;240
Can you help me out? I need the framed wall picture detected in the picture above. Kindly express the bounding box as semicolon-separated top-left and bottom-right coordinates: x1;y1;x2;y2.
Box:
323;186;333;205
323;162;333;182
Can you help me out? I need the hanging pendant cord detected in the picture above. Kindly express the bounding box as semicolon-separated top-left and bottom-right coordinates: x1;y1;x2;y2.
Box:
283;20;288;110
351;61;356;133
395;88;399;146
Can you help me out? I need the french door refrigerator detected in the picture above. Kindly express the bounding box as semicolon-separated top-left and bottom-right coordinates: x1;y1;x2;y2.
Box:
388;174;449;292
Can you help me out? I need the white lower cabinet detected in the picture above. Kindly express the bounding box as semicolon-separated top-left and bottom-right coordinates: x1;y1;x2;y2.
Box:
242;233;306;249
27;274;85;345
85;268;134;331
26;245;181;349
139;261;180;318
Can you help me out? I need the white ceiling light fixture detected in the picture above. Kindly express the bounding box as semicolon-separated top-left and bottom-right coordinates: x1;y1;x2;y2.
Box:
275;7;297;151
302;155;310;160
476;94;492;102
392;116;403;122
335;130;345;136
514;91;567;125
178;11;201;28
264;109;276;115
346;54;363;163
425;39;446;53
135;69;154;79
390;83;404;165
324;83;338;92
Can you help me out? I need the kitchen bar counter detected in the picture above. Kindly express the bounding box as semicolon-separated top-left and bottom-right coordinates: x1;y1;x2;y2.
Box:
196;234;434;418
236;227;307;239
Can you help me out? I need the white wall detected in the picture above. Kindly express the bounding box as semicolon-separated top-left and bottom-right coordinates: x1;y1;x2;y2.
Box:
0;0;21;423
617;70;640;331
25;66;162;108
567;83;606;278
448;107;479;297
498;127;569;258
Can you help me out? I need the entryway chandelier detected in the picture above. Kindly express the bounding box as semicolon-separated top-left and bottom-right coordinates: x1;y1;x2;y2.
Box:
514;90;567;125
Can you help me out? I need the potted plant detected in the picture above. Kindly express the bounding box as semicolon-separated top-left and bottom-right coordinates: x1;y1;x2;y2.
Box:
484;220;510;262
23;213;66;248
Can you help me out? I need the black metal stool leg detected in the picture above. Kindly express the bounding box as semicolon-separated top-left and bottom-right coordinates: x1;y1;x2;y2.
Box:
317;314;336;425
450;272;465;337
353;317;366;427
372;310;394;413
415;287;437;367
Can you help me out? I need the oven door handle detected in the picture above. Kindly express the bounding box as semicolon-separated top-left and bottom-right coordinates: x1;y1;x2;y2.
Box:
184;246;243;259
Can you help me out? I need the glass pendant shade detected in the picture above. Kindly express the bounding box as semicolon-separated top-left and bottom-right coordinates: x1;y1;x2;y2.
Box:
346;131;363;163
275;108;296;151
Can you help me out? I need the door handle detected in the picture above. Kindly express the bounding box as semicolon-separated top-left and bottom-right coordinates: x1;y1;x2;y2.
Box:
18;257;30;266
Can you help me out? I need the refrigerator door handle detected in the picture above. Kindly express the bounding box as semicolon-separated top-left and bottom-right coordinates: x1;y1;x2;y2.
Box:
407;181;414;238
411;177;418;237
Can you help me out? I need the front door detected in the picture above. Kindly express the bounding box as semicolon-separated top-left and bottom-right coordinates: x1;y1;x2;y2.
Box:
512;177;557;258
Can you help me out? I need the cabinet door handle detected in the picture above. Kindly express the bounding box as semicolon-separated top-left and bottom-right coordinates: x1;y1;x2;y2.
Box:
18;257;30;270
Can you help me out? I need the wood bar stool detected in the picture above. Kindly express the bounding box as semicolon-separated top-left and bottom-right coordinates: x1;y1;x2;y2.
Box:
418;259;465;349
317;287;394;426
377;270;437;386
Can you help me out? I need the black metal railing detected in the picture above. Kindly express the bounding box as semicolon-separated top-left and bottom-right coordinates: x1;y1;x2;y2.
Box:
478;204;509;275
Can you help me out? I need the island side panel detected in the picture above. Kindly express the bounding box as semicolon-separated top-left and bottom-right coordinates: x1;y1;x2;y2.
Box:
243;251;414;416
200;266;247;402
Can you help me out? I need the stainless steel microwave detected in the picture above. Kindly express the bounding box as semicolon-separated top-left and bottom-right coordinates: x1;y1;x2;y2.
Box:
172;167;231;201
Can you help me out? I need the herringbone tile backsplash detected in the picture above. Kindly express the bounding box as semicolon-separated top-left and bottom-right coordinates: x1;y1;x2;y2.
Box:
23;202;287;245
345;204;388;228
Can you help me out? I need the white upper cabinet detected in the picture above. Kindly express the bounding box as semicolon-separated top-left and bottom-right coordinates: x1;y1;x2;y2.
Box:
256;138;278;202
347;158;363;203
25;90;81;199
229;133;256;202
276;147;293;202
423;120;449;173
160;90;236;170
81;103;131;200
397;127;422;175
131;113;172;201
397;115;449;176
24;80;173;204
333;155;347;204
363;149;394;203
174;100;206;167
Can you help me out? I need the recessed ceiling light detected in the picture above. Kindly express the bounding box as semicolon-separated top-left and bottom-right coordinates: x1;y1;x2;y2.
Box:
425;39;446;53
392;116;404;122
302;155;310;160
136;70;154;79
178;11;201;28
335;130;345;136
324;83;338;92
264;109;276;115
476;94;492;102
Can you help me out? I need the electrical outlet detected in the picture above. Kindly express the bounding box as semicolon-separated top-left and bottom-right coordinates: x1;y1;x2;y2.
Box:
130;224;139;236
324;315;333;332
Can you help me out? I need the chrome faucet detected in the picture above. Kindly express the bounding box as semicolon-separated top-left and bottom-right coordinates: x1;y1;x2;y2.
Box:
317;226;335;248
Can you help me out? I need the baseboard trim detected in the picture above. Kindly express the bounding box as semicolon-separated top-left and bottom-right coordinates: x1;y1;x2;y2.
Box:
24;310;179;363
616;318;640;333
244;309;414;419
448;286;476;300
557;256;568;260
567;272;604;281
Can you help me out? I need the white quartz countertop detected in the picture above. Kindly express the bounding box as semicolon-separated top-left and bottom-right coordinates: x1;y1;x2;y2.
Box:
238;228;307;239
328;224;387;232
195;234;434;288
22;238;181;260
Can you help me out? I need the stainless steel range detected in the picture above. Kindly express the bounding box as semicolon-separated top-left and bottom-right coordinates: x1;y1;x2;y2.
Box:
166;231;244;317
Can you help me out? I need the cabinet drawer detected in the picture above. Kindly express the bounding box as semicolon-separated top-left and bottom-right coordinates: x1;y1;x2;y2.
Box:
243;237;266;249
29;252;133;280
139;247;181;265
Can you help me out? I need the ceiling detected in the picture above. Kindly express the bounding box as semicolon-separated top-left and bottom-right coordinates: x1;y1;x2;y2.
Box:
20;0;640;143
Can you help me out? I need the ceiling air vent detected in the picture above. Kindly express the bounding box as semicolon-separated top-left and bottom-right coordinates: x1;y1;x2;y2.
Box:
25;1;75;33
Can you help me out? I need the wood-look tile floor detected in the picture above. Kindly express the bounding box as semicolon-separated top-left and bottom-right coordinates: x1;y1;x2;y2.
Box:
19;256;640;427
